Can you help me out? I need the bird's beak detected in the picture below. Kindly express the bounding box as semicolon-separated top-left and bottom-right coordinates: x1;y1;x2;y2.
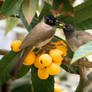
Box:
59;23;64;27
59;22;65;27
56;20;65;27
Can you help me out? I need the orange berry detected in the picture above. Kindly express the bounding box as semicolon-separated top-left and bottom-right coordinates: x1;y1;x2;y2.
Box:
49;49;64;65
55;41;67;48
34;54;44;68
39;54;52;67
11;40;22;52
48;63;60;75
37;67;49;79
56;46;67;56
23;51;36;66
54;41;67;56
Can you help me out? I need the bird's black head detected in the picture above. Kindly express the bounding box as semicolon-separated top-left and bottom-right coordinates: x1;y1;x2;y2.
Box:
44;15;58;26
63;24;74;37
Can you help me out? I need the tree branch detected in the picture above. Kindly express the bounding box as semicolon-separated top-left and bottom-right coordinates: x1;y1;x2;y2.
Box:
63;57;92;68
0;49;9;55
0;1;3;8
0;14;20;20
0;14;6;20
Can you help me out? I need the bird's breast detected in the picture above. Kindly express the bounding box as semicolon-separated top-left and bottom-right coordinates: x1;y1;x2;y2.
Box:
37;37;53;48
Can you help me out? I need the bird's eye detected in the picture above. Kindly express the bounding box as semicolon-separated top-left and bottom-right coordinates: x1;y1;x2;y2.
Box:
49;20;53;23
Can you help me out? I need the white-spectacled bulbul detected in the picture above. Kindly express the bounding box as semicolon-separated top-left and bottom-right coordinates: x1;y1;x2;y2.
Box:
62;24;92;82
10;15;59;78
62;24;92;52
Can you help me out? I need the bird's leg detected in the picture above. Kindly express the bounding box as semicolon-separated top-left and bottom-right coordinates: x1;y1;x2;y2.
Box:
36;42;56;54
43;42;56;49
36;47;49;54
34;48;41;54
36;48;45;54
43;42;56;52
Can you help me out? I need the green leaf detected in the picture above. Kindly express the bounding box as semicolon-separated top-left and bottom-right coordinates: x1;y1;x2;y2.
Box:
11;72;32;92
52;0;73;12
61;0;73;12
18;8;29;30
11;84;31;92
31;66;54;92
19;8;39;32
61;64;80;74
39;2;51;20
22;0;38;24
58;0;92;30
18;65;30;78
71;41;92;64
0;51;19;85
52;0;73;16
52;0;61;10
5;17;19;35
27;14;39;32
1;0;23;16
75;17;92;30
19;2;50;32
0;51;31;85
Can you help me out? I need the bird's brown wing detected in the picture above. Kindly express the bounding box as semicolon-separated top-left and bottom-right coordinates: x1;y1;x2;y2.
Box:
75;31;92;45
20;23;56;49
66;31;92;52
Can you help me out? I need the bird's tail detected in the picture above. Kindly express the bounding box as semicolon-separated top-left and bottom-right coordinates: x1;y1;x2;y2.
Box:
10;47;31;79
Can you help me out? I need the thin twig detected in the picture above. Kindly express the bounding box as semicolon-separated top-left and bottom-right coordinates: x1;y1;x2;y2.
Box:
0;14;6;20
0;1;3;8
17;24;24;28
63;57;92;68
0;14;20;20
0;49;9;55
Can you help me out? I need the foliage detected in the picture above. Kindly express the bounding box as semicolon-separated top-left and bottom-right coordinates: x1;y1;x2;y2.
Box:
5;17;19;35
0;51;30;85
71;41;92;64
31;66;54;92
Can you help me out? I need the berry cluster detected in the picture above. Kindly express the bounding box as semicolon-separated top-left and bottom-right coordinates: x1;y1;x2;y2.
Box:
11;40;67;79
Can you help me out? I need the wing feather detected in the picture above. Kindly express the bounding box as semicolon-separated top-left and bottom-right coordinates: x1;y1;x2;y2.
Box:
75;31;92;45
20;23;56;49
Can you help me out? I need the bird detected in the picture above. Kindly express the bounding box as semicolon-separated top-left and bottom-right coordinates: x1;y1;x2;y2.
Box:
62;24;92;52
61;24;92;84
10;14;59;78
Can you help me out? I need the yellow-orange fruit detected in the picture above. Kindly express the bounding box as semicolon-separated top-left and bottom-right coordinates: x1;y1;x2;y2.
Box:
56;46;67;56
55;41;67;48
11;40;22;52
49;49;64;65
34;54;44;68
37;68;49;79
54;41;67;56
48;63;60;75
39;54;52;67
23;51;36;66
